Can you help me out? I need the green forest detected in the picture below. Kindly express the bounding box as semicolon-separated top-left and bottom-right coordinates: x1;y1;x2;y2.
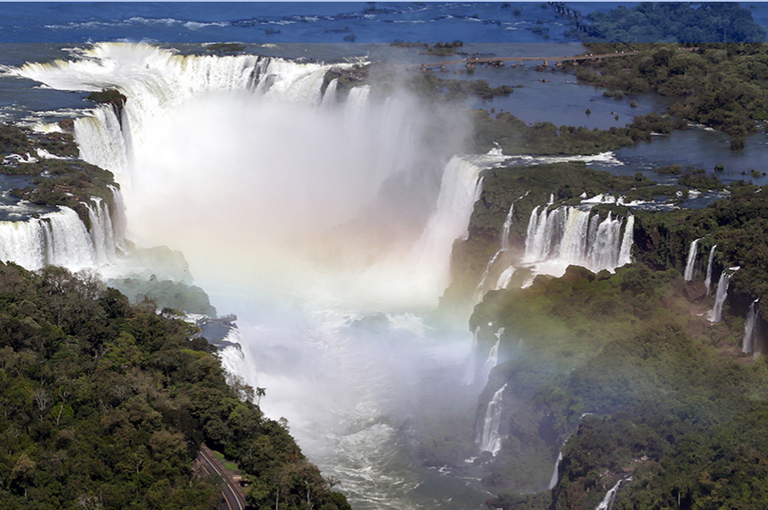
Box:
0;263;349;510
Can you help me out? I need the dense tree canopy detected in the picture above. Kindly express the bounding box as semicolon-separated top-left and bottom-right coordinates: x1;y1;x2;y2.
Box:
0;263;349;510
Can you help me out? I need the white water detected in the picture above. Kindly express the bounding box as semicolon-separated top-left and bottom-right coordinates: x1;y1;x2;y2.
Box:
743;298;760;354
16;43;475;306
476;249;503;295
0;190;124;272
408;155;485;304
496;265;516;289
476;190;529;296
500;203;515;252
595;477;632;510
709;267;739;323
548;451;563;490
481;329;503;383
523;205;633;278
704;244;717;293
683;238;701;281
13;43;492;509
463;327;481;386
476;383;507;455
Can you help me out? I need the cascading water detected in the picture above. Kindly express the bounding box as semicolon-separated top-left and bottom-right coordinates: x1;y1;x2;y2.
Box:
548;452;563;489
743;298;760;354
476;190;530;295
708;267;739;323
500;203;515;252
463;327;481;386
107;185;128;249
496;266;516;289
12;43;493;509
595;477;632;510
475;249;503;295
0;199;122;272
523;205;633;277
476;383;507;455
481;328;503;383
684;238;701;281
408;155;486;302
704;244;717;294
85;197;116;264
322;78;338;108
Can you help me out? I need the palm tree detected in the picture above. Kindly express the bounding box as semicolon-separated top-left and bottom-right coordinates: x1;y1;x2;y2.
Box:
256;387;266;406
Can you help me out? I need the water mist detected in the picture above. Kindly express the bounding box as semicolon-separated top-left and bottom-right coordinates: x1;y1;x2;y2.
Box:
14;43;489;509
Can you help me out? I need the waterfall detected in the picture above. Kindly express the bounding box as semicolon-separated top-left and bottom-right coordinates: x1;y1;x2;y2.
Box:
480;328;503;383
16;43;458;306
500;203;515;251
85;197;116;265
0;181;127;273
523;206;633;276
743;298;760;354
107;185;128;250
476;249;503;294
410;156;485;299
708;267;739;323
595;477;632;510
684;238;701;281
477;190;531;295
618;214;634;266
548;451;563;489
14;44;360;197
704;244;717;294
322;78;338;108
463;327;480;385
476;383;507;455
0;207;95;271
496;266;516;289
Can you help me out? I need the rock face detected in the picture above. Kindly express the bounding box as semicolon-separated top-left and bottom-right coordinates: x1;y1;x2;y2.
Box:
683;279;708;303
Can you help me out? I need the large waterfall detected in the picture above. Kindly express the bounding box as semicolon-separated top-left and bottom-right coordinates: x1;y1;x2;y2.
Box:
684;238;701;281
0;191;125;272
476;383;507;455
14;43;471;305
10;43;498;509
523;205;634;277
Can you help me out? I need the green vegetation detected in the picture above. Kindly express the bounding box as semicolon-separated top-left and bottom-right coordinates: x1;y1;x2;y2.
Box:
472;110;686;155
484;316;768;509
106;277;217;317
411;74;516;102
471;260;768;506
2;124;116;229
9;159;118;230
421;41;464;56
443;161;655;307
575;3;766;43
450;149;768;507
321;64;370;96
466;264;737;493
574;43;768;138
0;124;77;159
87;89;127;123
0;263;349;510
204;43;245;53
0;124;31;154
